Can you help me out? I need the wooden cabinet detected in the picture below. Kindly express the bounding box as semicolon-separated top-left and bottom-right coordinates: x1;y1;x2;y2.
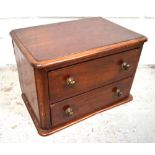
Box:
10;17;147;136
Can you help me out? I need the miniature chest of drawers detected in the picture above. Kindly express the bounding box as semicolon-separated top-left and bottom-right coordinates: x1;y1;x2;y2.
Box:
10;17;147;136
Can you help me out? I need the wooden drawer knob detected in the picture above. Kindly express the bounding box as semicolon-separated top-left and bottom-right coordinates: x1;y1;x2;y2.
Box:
65;107;74;116
66;77;76;86
116;88;123;97
122;62;131;70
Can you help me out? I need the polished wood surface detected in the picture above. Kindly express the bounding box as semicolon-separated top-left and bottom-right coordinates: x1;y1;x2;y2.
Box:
50;77;133;127
48;48;141;103
10;17;147;136
23;92;133;136
10;17;147;69
13;41;40;123
34;68;51;129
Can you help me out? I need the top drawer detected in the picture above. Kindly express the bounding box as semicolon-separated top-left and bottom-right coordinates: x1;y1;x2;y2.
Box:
48;48;141;103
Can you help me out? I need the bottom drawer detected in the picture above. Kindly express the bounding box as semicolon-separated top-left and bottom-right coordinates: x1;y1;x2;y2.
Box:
50;77;133;127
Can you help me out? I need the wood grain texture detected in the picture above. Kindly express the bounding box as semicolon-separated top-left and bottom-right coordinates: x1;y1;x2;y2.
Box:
23;91;133;136
10;17;147;69
34;68;52;129
10;17;147;136
13;41;40;123
48;48;141;103
50;77;134;128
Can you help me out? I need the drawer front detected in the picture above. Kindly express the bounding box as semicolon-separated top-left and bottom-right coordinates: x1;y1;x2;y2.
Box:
50;77;133;127
48;48;140;103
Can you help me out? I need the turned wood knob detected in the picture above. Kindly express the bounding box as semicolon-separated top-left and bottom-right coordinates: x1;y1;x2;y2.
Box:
65;107;74;116
122;62;131;70
116;88;123;97
66;77;76;86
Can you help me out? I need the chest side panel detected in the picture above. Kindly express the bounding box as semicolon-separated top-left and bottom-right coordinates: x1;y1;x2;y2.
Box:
13;41;40;123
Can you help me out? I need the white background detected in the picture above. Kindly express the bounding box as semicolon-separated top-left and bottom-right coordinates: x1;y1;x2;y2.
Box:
0;0;155;66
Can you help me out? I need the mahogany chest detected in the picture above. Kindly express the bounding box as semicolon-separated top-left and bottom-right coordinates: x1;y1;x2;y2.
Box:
10;17;147;136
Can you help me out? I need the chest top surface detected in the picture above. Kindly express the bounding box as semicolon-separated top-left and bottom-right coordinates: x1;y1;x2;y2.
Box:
10;17;147;68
